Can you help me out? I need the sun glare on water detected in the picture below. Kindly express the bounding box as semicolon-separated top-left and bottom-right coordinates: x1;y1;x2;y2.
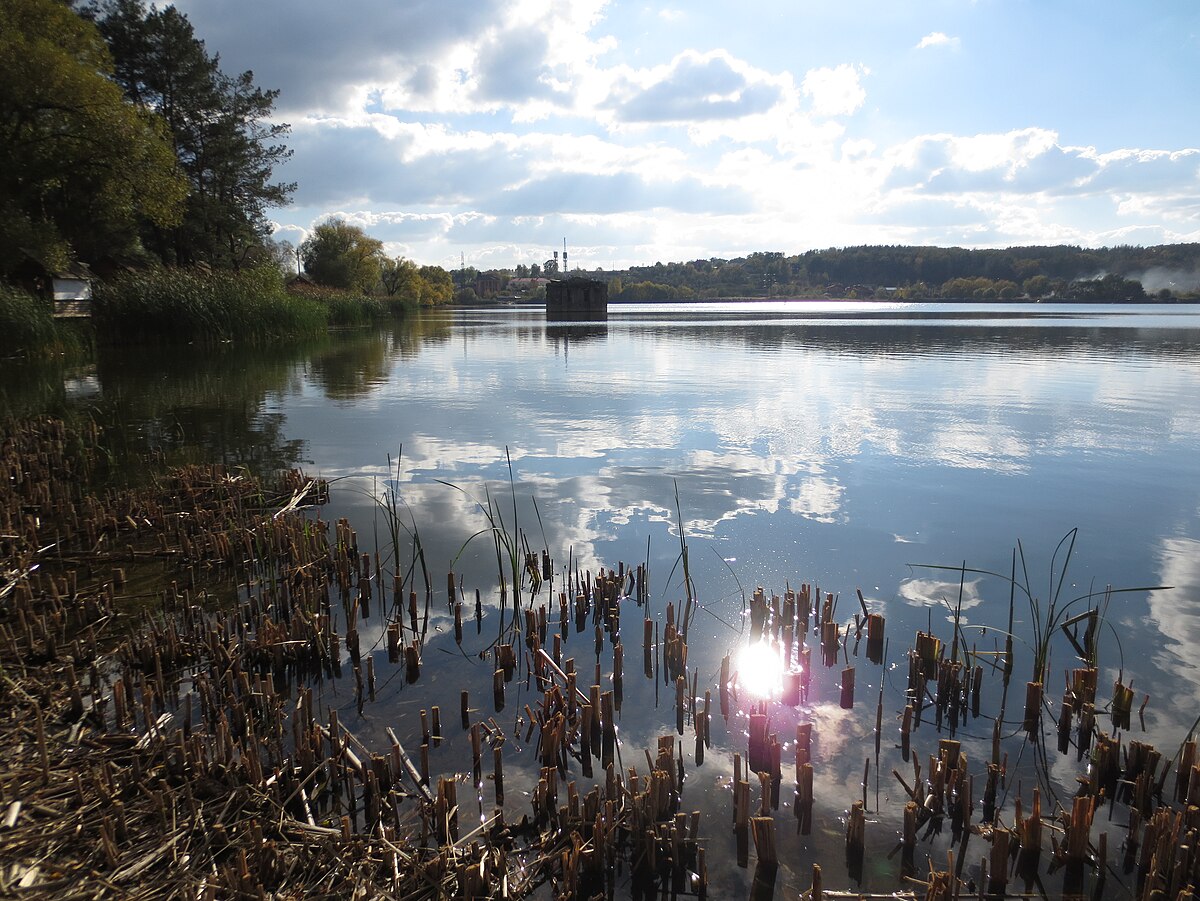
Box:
736;642;785;699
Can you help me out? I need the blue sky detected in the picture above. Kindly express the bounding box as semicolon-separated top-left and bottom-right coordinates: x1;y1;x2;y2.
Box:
173;0;1200;271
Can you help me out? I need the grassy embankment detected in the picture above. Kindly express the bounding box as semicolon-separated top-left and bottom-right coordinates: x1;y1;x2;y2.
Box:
1;267;408;358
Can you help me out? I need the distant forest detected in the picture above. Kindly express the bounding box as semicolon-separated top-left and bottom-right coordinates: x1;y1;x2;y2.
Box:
582;244;1200;303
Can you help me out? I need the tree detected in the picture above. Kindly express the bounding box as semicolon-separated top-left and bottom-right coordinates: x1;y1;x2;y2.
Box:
1023;275;1052;299
262;237;297;276
380;256;420;298
0;0;186;275
417;265;454;305
90;0;294;268
453;265;479;289
300;219;384;292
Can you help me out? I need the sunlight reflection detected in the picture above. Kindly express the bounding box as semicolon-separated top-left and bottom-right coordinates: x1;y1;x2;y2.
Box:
736;642;785;699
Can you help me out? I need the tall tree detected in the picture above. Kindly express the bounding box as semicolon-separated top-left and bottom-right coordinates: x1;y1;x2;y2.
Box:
0;0;186;275
417;265;454;306
380;256;420;298
300;219;384;293
90;0;294;268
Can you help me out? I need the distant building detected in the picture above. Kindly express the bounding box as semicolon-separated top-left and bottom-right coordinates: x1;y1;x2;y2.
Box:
12;253;94;317
474;273;502;298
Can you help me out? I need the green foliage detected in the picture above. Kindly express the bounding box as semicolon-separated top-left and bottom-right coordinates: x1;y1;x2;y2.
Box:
380;256;420;298
417;265;454;306
93;266;327;344
91;0;294;268
0;0;186;276
375;255;455;306
324;293;389;327
610;280;695;302
0;284;57;354
939;277;1021;300
300;219;384;293
1058;273;1146;302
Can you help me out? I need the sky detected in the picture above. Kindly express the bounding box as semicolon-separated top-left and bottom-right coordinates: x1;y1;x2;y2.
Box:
170;0;1200;272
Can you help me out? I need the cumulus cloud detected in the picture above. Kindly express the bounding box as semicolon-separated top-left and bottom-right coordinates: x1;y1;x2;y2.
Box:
916;32;960;50
1085;148;1200;194
879;129;1200;212
284;120;534;207
899;577;985;613
802;64;868;117
607;51;785;123
472;26;566;104
883;128;1076;193
171;0;509;114
172;0;1200;266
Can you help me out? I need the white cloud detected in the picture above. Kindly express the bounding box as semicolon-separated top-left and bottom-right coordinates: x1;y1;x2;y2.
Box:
802;64;868;117
789;476;845;523
899;577;985;613
170;0;1200;265
916;32;960;50
606;50;787;123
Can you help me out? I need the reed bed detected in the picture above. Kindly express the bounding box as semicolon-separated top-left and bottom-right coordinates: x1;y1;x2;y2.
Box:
4;415;1200;899
0;418;703;899
91;267;399;346
0;284;89;359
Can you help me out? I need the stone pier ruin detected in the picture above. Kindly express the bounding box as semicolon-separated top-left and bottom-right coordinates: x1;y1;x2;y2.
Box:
546;277;608;321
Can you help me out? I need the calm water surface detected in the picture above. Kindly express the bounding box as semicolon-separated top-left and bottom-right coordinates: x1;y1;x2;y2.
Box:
7;301;1200;896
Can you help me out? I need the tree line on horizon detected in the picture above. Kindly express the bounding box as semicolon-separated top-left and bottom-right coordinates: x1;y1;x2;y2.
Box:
456;244;1200;303
594;245;1200;303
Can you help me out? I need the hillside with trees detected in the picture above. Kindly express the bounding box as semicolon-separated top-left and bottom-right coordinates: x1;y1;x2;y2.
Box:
593;245;1200;303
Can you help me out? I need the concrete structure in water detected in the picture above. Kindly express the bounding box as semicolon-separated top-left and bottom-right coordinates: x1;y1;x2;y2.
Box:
545;277;608;321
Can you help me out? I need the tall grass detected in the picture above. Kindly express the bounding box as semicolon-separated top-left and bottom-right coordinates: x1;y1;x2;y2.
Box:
93;267;326;344
93;267;407;345
0;284;94;359
912;529;1168;802
0;283;57;356
324;292;391;327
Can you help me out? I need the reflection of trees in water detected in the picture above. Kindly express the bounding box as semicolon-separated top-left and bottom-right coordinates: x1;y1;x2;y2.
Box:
307;333;392;401
305;314;456;399
2;315;458;475
391;311;452;356
0;360;75;419
93;341;312;473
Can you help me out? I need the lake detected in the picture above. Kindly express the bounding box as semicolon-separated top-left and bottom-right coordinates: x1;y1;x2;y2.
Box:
7;300;1200;896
